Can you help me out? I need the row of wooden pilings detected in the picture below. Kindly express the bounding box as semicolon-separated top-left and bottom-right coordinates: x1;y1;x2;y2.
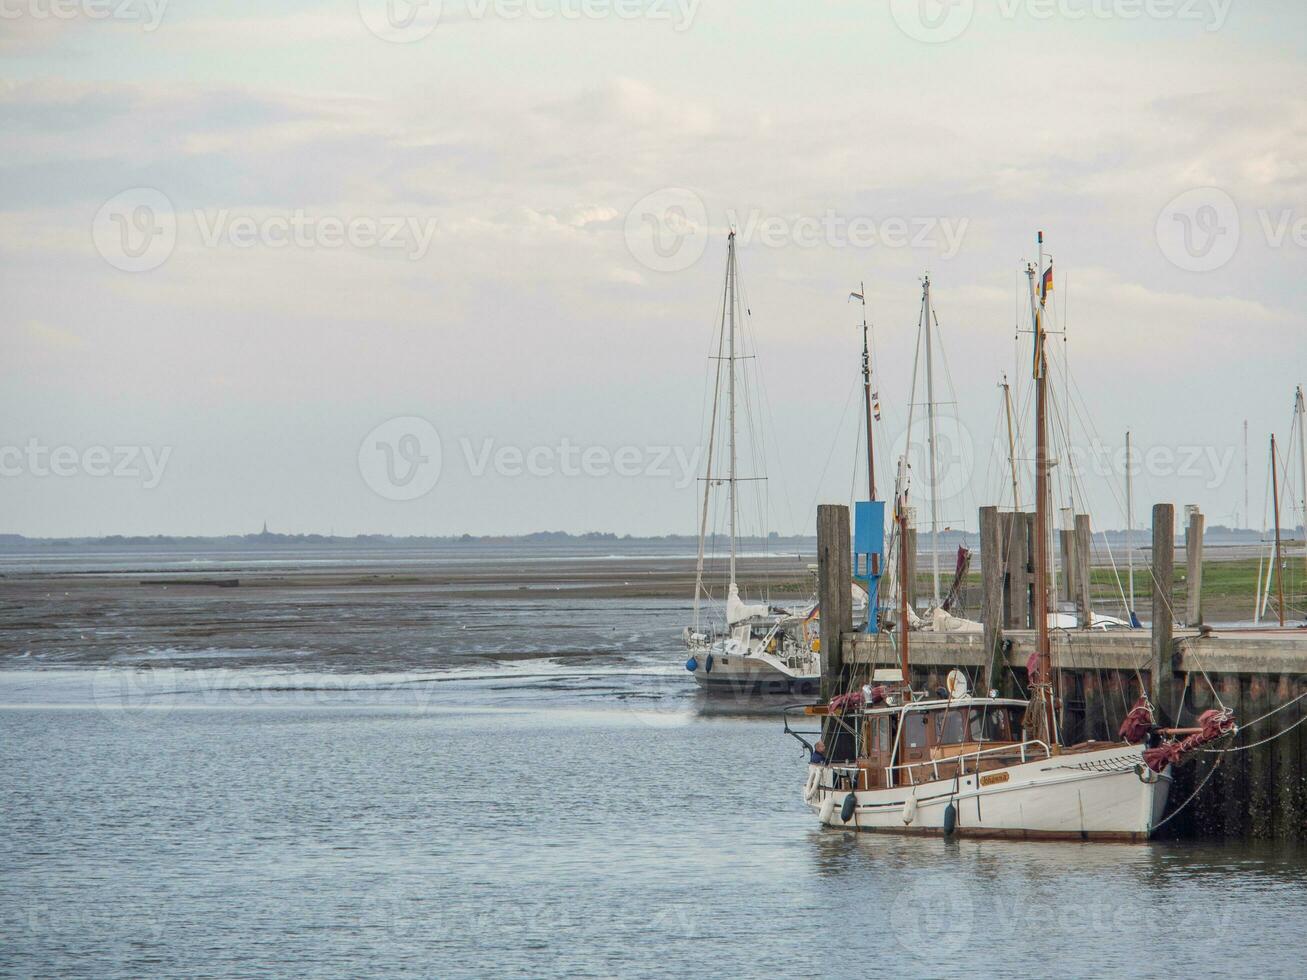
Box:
815;502;1307;840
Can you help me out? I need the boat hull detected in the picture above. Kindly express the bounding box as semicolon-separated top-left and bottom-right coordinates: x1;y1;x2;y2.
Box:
689;655;819;696
806;744;1171;841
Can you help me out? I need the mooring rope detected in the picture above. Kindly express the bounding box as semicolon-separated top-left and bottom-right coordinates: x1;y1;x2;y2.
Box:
1201;709;1307;754
1150;751;1225;833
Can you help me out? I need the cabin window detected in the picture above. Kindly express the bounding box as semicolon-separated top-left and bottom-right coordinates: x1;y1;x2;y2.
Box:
870;715;892;753
936;709;967;745
968;707;1009;742
903;712;931;749
1009;707;1029;740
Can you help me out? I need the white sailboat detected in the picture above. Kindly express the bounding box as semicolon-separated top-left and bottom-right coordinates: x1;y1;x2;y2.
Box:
683;232;822;695
789;233;1235;840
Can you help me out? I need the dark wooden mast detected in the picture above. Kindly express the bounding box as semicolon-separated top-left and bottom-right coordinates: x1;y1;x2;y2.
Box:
1029;232;1056;745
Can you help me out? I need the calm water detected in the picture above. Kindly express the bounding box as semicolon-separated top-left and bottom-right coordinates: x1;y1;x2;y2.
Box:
2;587;1305;978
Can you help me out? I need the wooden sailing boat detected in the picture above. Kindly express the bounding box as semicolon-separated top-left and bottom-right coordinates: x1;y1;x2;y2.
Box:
787;233;1236;840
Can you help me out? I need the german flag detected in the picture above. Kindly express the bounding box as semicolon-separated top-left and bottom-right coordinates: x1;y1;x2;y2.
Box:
1040;263;1053;305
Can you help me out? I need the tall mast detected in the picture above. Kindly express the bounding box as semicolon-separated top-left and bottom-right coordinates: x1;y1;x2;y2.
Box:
1271;433;1286;628
1126;429;1134;620
923;274;941;605
727;230;738;588
1243;419;1250;530
1296;386;1306;584
897;465;911;692
691;245;731;629
1001;374;1020;510
856;283;876;502
1029;232;1055;744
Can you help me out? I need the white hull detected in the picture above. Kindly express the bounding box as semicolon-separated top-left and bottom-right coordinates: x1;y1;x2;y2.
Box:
806;743;1171;841
689;649;819;694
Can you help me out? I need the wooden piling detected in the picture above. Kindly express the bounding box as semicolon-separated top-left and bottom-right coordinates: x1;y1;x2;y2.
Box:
817;504;852;702
1150;503;1175;722
1008;512;1033;628
1185;508;1205;627
1074;513;1092;627
1058;526;1074;610
980;506;1004;694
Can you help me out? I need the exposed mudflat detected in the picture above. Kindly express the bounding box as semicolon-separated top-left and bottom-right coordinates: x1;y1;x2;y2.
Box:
0;553;813;672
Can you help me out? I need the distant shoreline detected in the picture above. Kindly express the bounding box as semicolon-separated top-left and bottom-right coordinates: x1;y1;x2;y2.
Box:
0;525;1295;553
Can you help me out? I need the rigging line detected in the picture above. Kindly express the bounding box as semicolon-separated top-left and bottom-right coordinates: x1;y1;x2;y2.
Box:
1150;751;1225;833
807;374;861;524
1175;639;1227;711
1221;685;1307;731
1201;709;1307;753
692;259;732;626
928;309;978;535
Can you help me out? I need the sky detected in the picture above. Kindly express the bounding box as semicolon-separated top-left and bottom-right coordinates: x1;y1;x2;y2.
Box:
1;0;1305;538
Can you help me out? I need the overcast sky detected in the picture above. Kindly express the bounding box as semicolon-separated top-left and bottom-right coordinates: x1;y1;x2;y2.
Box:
2;0;1304;538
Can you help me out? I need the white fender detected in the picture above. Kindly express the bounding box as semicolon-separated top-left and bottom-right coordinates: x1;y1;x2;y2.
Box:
901;795;918;825
819;795;836;826
803;767;821;804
